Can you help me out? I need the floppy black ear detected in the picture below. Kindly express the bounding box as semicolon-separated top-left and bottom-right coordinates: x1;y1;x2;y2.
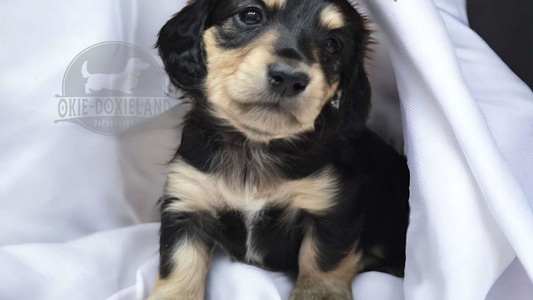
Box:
338;26;371;134
156;0;214;92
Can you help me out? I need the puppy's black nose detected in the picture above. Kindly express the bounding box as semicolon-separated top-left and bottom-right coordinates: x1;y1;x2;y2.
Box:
267;63;309;97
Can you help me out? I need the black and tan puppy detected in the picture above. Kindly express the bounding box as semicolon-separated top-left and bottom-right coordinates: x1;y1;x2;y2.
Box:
150;0;409;299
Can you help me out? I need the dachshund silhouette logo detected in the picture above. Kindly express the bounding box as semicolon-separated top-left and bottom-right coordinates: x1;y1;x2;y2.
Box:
81;58;150;94
55;42;175;135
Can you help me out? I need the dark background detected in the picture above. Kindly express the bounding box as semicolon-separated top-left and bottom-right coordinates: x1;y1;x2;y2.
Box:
468;0;533;89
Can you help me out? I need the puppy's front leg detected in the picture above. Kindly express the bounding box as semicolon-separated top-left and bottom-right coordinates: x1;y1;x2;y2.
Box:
149;209;216;300
290;223;361;300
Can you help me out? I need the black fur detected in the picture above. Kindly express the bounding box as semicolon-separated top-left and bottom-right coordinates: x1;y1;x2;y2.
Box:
159;205;219;278
156;0;215;96
156;0;409;283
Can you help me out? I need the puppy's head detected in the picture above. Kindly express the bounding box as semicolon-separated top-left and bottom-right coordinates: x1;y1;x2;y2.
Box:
158;0;370;141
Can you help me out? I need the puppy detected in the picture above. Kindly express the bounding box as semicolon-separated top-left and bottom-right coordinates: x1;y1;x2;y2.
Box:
150;0;410;299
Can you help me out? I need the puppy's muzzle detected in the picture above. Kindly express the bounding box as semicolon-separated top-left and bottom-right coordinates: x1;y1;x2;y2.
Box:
267;62;310;97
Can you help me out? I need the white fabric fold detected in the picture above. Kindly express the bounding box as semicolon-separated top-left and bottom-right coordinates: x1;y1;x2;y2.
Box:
362;0;533;299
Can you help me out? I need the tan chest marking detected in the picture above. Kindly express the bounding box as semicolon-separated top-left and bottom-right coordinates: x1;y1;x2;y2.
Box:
165;159;339;215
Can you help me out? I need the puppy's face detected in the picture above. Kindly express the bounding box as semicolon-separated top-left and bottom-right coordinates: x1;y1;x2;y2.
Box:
158;0;370;141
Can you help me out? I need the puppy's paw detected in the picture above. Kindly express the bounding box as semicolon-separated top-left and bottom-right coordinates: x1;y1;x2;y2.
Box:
289;281;352;300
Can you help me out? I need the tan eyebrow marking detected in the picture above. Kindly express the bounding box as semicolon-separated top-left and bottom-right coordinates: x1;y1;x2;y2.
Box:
263;0;287;9
320;5;345;29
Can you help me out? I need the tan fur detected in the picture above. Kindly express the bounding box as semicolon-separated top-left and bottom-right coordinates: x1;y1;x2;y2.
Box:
148;238;211;300
203;27;339;142
263;0;286;9
165;159;339;215
320;5;345;30
290;228;362;300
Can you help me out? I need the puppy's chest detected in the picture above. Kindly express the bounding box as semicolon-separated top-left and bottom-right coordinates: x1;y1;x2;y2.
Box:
165;152;338;269
165;152;339;216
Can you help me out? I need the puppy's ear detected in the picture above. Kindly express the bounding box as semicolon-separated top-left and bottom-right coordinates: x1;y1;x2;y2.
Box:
157;0;214;92
337;23;371;134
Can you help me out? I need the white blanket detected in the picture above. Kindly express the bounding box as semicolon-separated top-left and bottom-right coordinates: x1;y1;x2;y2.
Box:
0;0;532;299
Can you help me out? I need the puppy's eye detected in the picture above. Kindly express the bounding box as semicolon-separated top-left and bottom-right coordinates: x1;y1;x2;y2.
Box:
237;9;263;25
323;37;342;55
